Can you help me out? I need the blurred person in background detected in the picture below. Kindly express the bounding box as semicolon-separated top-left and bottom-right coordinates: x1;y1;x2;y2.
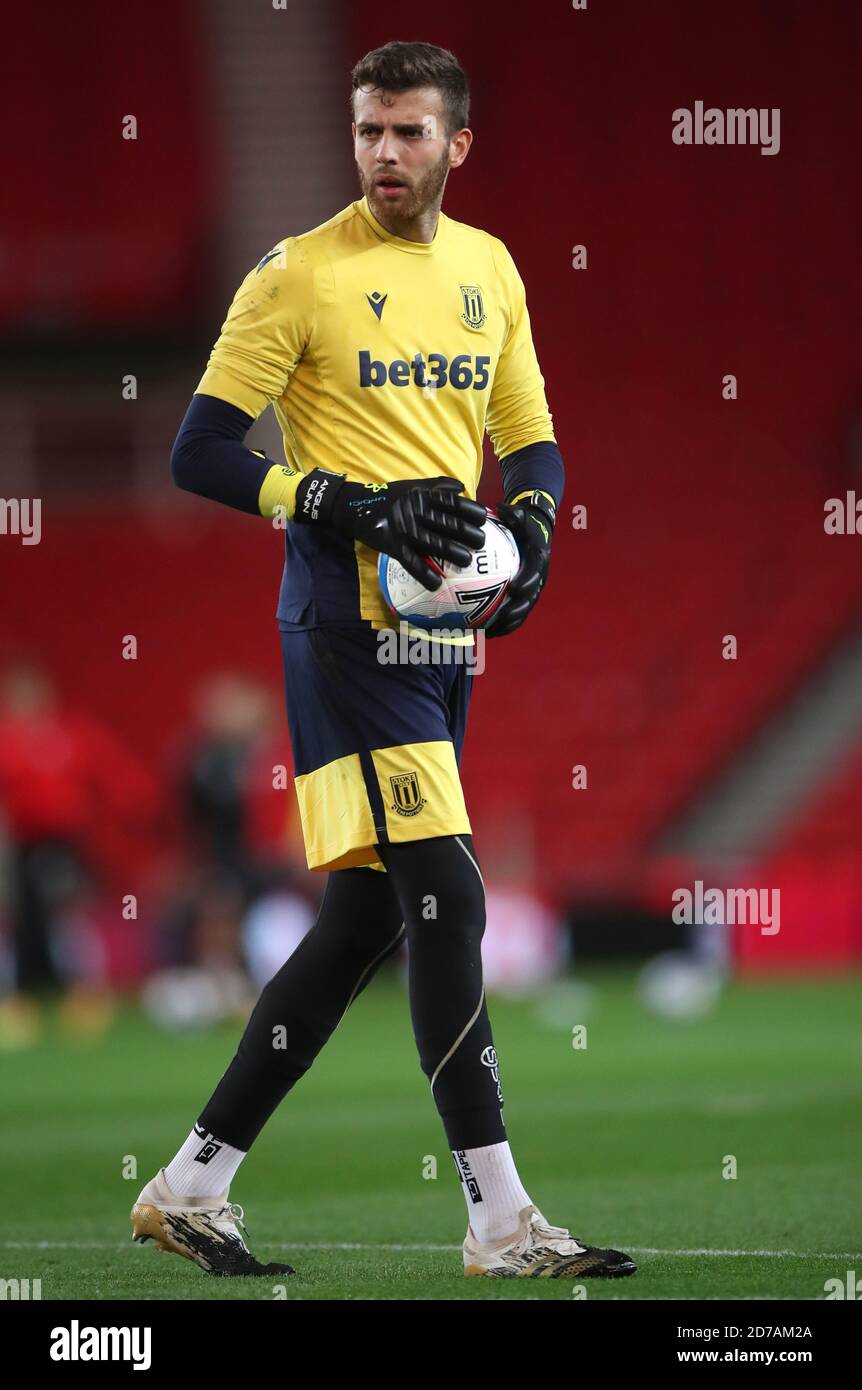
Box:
182;673;277;888
0;658;160;1044
145;671;317;1028
475;810;566;994
177;670;311;893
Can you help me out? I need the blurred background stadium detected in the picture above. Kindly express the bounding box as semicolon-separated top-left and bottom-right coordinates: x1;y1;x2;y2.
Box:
0;1;860;1298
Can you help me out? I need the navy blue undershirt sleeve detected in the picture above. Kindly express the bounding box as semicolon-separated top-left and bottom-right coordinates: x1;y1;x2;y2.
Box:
174;400;566;521
170;393;274;516
499;439;565;512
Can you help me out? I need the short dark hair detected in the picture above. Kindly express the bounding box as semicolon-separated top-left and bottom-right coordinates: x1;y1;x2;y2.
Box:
350;40;470;138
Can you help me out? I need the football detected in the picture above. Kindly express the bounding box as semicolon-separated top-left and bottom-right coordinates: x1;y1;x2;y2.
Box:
378;509;521;631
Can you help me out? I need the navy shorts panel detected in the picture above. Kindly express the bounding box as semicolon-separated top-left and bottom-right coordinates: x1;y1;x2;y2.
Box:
279;623;474;777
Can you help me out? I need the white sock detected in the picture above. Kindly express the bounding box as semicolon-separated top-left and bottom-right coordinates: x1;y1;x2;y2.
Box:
453;1140;533;1243
163;1123;247;1197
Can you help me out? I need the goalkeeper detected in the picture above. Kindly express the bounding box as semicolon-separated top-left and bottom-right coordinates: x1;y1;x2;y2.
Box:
131;40;635;1282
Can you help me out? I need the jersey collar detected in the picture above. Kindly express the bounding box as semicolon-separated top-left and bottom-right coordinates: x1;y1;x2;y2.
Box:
356;195;444;254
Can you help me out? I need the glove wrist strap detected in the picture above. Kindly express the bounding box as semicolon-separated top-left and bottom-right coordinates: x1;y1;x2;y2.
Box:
508;488;557;535
294;468;347;527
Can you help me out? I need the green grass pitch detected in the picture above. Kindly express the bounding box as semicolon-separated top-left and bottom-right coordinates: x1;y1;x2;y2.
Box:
2;969;860;1300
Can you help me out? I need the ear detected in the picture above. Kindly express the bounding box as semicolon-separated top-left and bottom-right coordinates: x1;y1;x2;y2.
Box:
448;127;473;170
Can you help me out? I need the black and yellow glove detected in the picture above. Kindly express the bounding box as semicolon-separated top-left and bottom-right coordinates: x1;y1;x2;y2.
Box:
294;469;486;592
485;491;556;638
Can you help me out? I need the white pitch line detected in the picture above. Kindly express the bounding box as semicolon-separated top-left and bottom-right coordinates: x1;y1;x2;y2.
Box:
1;1240;860;1259
629;1246;862;1259
1;1242;123;1250
0;1240;462;1254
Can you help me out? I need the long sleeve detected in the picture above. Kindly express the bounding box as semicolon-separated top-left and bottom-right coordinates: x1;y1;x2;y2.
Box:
170;238;316;518
484;238;557;461
500;438;565;511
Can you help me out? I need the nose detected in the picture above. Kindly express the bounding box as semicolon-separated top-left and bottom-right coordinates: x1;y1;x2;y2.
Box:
373;130;398;162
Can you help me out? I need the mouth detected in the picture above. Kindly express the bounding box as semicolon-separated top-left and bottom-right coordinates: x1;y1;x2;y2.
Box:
375;177;407;198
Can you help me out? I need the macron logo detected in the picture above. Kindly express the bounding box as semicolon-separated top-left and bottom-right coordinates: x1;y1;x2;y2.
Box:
366;291;387;321
50;1321;151;1371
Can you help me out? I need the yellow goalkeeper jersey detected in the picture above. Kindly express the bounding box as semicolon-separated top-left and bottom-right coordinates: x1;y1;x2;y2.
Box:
196;194;556;628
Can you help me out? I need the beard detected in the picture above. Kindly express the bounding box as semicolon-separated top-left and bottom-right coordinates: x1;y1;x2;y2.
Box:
358;146;451;225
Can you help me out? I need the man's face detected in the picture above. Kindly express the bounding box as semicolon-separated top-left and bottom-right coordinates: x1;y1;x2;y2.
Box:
352;86;456;223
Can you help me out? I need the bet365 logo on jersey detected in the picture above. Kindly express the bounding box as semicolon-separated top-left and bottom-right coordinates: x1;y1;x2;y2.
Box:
359;351;491;391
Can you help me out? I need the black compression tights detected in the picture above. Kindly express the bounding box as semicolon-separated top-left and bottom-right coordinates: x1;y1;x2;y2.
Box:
199;835;506;1152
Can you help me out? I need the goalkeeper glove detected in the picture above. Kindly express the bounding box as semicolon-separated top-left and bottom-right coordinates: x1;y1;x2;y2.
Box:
485;490;556;638
293;469;486;591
